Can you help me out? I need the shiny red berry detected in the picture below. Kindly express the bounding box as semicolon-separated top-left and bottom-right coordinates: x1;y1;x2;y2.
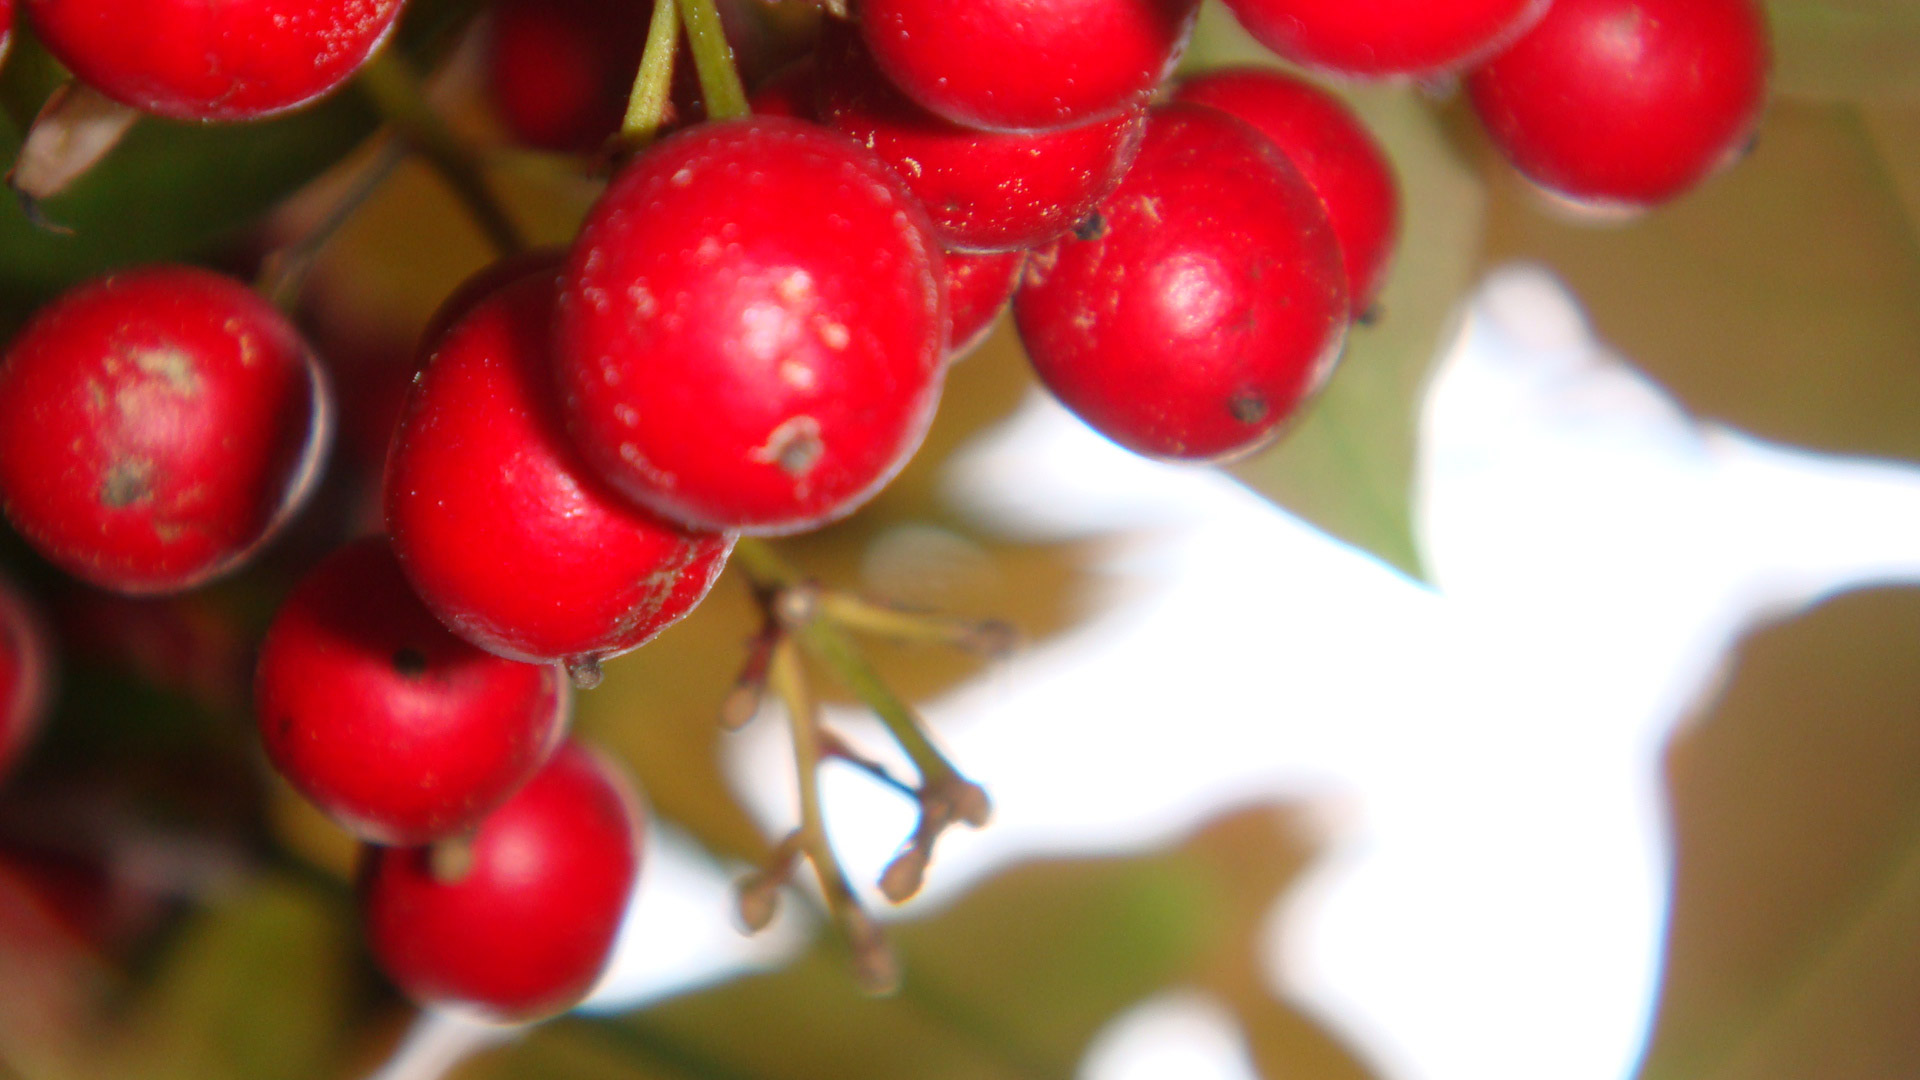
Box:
554;116;946;535
1220;0;1549;77
1467;0;1770;210
0;574;53;784
1015;104;1348;461
23;0;405;121
359;741;641;1022
817;26;1147;253
387;264;733;682
1175;67;1399;318
0;1;14;69
946;249;1023;360
859;0;1200;132
0;266;331;594
257;537;569;846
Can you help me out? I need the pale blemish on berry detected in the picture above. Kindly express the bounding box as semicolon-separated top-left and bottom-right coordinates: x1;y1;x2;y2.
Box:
751;415;825;478
101;458;154;508
815;319;851;350
133;348;202;396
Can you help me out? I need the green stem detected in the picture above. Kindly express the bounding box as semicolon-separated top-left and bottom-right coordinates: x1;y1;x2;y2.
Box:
354;49;526;256
731;540;968;791
676;0;750;121
620;0;682;144
800;616;963;790
255;137;408;313
772;639;899;993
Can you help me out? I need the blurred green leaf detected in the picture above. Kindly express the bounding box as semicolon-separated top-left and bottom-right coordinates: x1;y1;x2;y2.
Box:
1479;99;1920;465
1186;2;1482;581
1768;1;1920;103
0;33;379;310
483;840;1230;1080
114;875;356;1080
1641;587;1920;1080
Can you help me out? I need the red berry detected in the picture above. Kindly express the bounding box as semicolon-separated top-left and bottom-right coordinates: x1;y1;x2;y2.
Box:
359;741;641;1022
486;0;647;154
23;0;405;121
388;265;733;680
859;0;1200;132
1174;67;1399;318
1;1;13;68
257;537;569;846
0;574;53;784
1467;0;1770;210
0;266;331;594
1014;104;1348;461
747;55;816;119
946;249;1023;360
1220;0;1549;77
554;116;946;535
817;26;1147;253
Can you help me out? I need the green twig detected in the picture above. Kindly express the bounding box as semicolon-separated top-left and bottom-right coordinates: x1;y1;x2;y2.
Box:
620;0;682;145
355;49;526;256
676;0;750;121
256;137;408;313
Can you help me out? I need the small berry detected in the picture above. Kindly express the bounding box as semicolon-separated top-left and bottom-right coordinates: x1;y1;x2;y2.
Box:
747;55;815;119
23;0;406;121
946;249;1023;359
256;537;570;846
1220;0;1550;78
817;26;1147;253
0;266;331;594
554;116;946;535
486;0;647;153
1175;67;1400;317
859;0;1200;132
1467;0;1771;210
387;264;733;677
0;574;53;784
359;741;642;1023
1015;104;1348;461
1;1;13;68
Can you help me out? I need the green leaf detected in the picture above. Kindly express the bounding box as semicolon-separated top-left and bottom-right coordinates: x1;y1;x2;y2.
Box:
0;33;378;308
1767;1;1920;104
114;876;356;1080
1184;3;1483;582
1640;587;1920;1080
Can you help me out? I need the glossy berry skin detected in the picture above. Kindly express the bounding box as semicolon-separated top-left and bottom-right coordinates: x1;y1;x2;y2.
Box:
487;0;646;153
0;266;331;594
859;0;1200;132
23;0;404;121
388;266;733;677
946;249;1023;359
359;741;641;1022
0;574;52;784
1221;0;1549;77
1175;68;1399;318
1;1;13;69
1467;0;1770;210
555;116;946;535
257;537;569;846
1015;104;1348;462
818;27;1147;253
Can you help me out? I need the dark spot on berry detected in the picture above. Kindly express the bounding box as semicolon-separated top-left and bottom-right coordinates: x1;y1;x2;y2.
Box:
392;647;429;677
1228;391;1269;424
101;459;154;508
1072;212;1107;242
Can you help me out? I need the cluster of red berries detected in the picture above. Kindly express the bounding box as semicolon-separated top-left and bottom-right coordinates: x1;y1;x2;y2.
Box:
0;0;1771;1025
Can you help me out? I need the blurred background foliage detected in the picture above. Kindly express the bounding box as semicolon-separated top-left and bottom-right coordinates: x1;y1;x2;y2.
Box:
1;1;1919;1079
